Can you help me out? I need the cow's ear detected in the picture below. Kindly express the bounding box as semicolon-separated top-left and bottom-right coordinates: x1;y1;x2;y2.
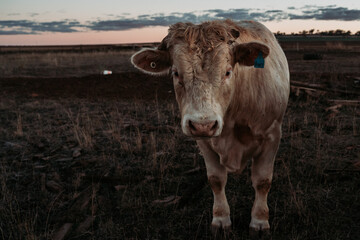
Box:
131;48;171;75
233;41;270;66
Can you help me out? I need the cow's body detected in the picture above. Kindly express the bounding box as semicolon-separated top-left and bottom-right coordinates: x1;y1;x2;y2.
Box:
131;19;289;238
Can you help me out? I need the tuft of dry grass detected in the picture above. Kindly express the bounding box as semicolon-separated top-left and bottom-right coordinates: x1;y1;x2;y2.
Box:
64;108;95;149
14;112;23;137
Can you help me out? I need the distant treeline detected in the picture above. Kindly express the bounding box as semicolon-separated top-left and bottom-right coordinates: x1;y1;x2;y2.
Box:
274;29;360;36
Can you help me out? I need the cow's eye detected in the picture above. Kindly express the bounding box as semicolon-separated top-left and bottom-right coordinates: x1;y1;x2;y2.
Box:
173;71;179;77
225;69;232;78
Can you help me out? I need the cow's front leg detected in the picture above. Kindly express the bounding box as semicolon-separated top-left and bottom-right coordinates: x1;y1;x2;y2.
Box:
250;122;281;240
250;169;272;240
197;140;231;233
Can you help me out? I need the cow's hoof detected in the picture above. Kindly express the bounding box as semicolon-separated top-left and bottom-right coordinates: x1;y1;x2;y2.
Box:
211;216;231;239
211;216;231;228
249;227;271;240
211;225;232;240
249;218;270;239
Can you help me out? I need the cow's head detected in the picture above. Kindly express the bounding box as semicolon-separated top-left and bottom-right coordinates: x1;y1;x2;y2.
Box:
131;21;269;138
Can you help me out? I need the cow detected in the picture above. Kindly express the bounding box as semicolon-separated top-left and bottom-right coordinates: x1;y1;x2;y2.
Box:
131;19;290;239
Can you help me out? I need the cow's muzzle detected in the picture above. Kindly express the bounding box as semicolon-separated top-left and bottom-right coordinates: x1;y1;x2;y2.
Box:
188;120;218;137
182;114;223;137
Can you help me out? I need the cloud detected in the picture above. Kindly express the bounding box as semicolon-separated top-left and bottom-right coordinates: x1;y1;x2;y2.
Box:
87;6;359;32
0;30;34;35
88;12;201;31
29;13;39;17
32;20;82;32
87;9;280;31
0;19;84;34
7;13;21;16
208;8;252;20
0;5;359;35
289;7;360;21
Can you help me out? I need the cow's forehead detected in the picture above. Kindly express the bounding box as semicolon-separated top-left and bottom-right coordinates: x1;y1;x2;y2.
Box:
171;43;230;71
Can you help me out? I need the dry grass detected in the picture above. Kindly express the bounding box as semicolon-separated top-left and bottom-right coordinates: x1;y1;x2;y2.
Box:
0;41;359;239
0;92;359;239
0;50;134;78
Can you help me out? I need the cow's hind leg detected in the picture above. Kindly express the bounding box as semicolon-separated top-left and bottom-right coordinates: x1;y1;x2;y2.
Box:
250;122;281;240
197;140;231;236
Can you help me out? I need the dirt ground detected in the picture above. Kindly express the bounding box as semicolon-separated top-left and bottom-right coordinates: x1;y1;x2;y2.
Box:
0;39;359;240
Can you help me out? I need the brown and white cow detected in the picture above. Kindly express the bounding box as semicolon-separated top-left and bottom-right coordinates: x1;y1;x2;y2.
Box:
131;19;289;238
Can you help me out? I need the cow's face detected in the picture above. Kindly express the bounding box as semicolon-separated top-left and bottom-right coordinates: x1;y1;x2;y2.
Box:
170;43;234;138
131;39;269;138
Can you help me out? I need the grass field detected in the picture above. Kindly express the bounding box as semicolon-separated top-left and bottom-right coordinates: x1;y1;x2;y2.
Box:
0;38;359;239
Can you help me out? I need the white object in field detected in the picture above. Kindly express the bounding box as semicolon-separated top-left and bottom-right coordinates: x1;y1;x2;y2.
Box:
102;70;112;75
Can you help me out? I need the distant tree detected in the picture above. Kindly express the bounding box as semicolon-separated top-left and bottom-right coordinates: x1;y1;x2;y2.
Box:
274;31;286;36
334;29;345;35
273;29;359;36
300;30;308;36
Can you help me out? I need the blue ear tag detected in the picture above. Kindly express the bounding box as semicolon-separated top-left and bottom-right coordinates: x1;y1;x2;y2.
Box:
254;51;264;68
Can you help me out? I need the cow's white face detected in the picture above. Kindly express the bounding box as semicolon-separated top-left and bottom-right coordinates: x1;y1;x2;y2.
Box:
131;39;269;138
170;43;234;137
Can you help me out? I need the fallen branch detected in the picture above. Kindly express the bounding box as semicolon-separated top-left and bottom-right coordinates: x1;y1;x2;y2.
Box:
75;216;96;235
53;223;73;240
290;86;326;97
290;81;360;95
291;80;326;90
183;166;201;175
324;169;360;173
325;104;342;112
327;99;360;106
152;195;181;206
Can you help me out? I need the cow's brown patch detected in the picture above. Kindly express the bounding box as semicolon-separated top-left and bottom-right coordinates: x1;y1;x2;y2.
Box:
208;175;222;194
255;208;269;220
234;124;254;144
213;208;225;217
256;179;271;194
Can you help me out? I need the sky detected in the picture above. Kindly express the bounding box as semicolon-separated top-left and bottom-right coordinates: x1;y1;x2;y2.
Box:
0;0;359;45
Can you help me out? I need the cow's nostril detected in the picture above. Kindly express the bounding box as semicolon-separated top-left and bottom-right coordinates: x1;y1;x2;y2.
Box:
211;121;218;130
189;120;196;131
